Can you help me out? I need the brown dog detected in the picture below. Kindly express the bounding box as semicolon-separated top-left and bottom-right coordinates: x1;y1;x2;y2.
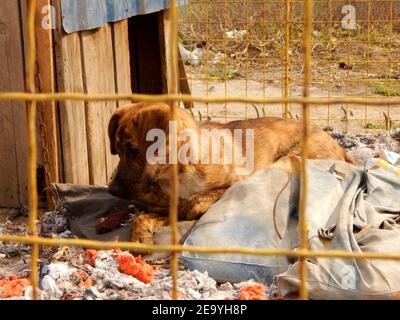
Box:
108;102;354;220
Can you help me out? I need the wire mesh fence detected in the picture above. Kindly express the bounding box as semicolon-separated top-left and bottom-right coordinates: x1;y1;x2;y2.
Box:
0;0;400;301
178;0;400;132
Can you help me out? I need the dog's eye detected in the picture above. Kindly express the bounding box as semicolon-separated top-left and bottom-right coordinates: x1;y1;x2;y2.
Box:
128;146;139;157
144;180;158;193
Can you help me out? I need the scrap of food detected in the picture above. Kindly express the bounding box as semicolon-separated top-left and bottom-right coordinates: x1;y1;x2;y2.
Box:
95;208;137;235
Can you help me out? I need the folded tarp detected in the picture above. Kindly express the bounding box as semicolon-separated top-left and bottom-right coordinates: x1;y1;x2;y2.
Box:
183;157;400;299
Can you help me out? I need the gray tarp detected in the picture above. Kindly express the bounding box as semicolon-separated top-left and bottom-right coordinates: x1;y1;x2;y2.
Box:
51;184;137;242
183;157;400;299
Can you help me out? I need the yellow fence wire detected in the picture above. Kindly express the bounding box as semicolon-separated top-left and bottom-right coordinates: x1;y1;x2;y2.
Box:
168;0;180;300
0;0;400;301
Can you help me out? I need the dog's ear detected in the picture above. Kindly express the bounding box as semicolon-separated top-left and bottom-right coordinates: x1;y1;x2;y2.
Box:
136;106;171;147
108;112;121;155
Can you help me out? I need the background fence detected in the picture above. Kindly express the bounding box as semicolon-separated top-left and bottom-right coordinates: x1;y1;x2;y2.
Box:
178;0;400;133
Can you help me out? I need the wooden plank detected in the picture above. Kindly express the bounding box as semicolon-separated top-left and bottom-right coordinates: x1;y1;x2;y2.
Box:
0;1;28;206
53;0;90;185
81;25;118;185
0;105;18;206
112;20;132;107
35;0;59;207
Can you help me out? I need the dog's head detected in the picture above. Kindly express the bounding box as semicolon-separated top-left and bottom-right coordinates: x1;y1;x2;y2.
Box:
107;102;198;211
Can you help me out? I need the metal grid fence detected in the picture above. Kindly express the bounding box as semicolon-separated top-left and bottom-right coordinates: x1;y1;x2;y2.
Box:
179;0;400;132
1;0;400;301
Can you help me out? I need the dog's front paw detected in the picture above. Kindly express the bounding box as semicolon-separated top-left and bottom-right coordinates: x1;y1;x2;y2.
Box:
132;213;168;246
179;194;211;220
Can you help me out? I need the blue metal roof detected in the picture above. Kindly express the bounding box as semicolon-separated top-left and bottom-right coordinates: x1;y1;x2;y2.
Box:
61;0;188;33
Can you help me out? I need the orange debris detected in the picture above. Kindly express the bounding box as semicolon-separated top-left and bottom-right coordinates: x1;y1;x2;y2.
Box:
112;248;123;254
0;275;30;298
86;249;98;265
239;283;268;300
114;252;153;284
79;277;92;288
76;271;92;288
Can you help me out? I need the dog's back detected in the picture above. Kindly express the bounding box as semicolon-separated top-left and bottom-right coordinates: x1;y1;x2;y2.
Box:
202;116;354;172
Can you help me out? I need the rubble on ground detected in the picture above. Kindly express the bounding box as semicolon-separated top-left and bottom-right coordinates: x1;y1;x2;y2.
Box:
1;212;277;300
328;129;400;166
1;242;278;300
41;208;70;238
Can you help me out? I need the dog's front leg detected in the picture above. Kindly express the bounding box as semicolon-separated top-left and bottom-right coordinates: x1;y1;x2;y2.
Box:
179;189;226;220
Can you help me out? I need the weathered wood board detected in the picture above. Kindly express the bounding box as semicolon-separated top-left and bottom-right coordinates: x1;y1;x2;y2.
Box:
54;0;90;185
0;1;28;207
81;24;118;184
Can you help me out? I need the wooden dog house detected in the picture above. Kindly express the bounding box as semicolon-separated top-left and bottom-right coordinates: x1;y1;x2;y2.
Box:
0;0;190;207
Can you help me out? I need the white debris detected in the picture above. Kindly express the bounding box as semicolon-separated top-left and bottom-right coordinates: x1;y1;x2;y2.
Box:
83;287;102;300
347;147;375;166
226;29;247;40
179;44;204;67
41;275;63;299
89;266;146;292
220;282;234;291
42;262;75;281
378;149;400;166
138;269;220;300
93;251;118;271
41;208;68;236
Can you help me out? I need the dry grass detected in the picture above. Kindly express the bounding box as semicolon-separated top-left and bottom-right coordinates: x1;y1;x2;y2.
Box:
179;1;400;77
